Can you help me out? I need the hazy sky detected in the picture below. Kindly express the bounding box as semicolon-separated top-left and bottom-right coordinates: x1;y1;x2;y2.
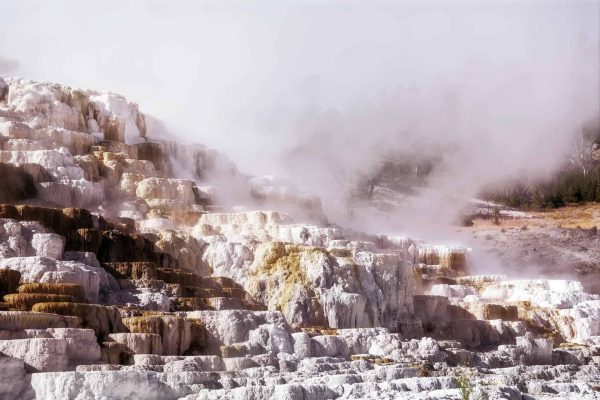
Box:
1;0;599;230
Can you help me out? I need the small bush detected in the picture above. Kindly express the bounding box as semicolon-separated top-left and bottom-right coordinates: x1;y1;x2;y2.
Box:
454;367;474;400
461;215;474;227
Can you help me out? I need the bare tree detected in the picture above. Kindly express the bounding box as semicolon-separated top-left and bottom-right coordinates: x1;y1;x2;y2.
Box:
569;125;597;177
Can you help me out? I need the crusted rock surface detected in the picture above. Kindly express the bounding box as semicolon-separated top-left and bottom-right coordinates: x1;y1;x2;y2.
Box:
0;77;598;399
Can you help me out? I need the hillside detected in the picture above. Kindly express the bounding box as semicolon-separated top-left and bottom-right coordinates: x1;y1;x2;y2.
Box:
0;77;598;399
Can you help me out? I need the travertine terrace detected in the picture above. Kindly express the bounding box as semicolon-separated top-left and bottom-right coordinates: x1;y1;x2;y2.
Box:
0;77;598;399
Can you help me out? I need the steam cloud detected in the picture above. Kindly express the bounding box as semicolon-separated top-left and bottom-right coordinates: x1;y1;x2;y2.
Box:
1;0;598;238
0;56;19;75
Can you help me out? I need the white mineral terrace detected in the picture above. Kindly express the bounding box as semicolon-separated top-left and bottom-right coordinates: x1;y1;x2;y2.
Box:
0;78;598;400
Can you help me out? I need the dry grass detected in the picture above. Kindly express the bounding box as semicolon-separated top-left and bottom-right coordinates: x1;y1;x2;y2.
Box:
534;204;599;229
465;203;600;231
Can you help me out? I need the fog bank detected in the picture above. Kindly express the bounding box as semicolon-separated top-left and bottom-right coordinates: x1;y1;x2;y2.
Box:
1;0;598;235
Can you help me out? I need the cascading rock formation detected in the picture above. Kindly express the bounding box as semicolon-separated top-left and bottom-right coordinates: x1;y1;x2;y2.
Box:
0;77;598;400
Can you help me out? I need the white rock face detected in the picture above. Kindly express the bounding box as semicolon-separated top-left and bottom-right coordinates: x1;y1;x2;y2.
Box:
2;78;145;143
199;236;252;281
46;328;102;364
62;251;102;270
105;289;170;311
136;177;197;211
153;230;207;274
88;93;146;143
561;300;600;339
4;80;86;132
108;333;163;355
137;217;175;232
199;211;289;226
430;284;475;299
191;211;341;247
248;323;293;355
235;243;415;330
481;279;599;309
0;338;68;372
30;370;186;400
0;149;85;180
0;122;94;155
291;332;312;358
0;257;104;302
36;180;104;208
182;310;288;353
0;119;34;139
31;233;65;259
0;219;54;258
1;77;599;400
0;356;27;399
516;334;553;365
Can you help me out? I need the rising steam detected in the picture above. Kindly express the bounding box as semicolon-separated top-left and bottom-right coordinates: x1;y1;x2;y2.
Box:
1;0;598;237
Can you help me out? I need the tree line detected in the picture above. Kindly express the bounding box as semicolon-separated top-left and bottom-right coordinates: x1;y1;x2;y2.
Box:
484;118;600;209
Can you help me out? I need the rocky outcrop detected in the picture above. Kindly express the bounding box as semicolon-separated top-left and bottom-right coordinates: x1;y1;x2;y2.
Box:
136;177;201;212
0;356;28;399
96;230;176;266
0;163;37;202
0;218;64;259
242;242;415;330
481;279;598;309
0;338;68;372
0;311;81;330
2;78;145;144
0;257;104;303
17;283;86;303
0;205;95;239
107;333;163;355
152;230;208;275
3;293;74;311
31;303;126;338
416;245;469;272
122;315;204;355
0;268;20;296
